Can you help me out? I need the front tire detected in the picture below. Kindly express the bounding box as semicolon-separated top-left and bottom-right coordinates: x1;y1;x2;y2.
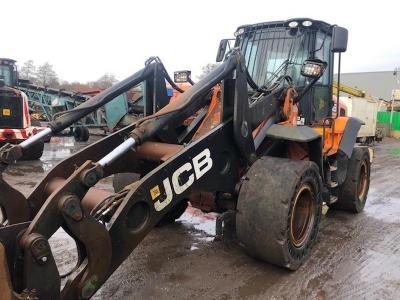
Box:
236;157;323;270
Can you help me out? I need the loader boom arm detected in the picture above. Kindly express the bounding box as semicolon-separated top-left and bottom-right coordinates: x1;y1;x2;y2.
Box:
0;48;283;299
0;58;170;164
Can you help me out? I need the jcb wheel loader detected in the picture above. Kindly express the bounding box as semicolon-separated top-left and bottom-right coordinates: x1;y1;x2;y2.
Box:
0;18;371;299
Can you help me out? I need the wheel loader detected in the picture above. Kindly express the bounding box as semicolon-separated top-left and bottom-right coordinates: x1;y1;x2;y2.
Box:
0;18;371;299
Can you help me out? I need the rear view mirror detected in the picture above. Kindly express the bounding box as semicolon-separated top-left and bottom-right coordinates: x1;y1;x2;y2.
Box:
216;39;229;62
331;26;348;53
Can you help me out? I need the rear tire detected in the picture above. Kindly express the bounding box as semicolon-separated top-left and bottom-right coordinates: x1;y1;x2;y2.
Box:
329;147;370;213
236;157;323;270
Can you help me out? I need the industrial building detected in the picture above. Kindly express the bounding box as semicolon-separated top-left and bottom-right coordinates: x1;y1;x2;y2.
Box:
334;70;400;138
334;70;399;101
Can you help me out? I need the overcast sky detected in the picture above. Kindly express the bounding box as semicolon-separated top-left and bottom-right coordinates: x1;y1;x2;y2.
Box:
2;0;399;84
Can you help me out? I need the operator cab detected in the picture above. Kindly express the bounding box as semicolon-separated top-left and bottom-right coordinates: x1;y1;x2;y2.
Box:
0;58;18;87
217;18;348;126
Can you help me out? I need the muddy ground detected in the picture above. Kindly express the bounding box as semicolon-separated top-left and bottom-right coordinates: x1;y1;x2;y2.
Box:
2;135;400;300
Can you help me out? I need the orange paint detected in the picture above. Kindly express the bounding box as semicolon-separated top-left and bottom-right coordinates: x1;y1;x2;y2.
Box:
312;117;349;156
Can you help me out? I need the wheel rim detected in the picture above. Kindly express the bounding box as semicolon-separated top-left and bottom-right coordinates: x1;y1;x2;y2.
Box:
290;183;315;248
357;160;368;200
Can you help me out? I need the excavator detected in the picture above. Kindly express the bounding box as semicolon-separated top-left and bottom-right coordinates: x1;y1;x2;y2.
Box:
0;58;48;159
0;18;371;299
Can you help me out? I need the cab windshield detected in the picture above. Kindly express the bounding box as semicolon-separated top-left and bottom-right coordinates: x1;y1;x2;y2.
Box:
236;24;331;90
0;65;13;86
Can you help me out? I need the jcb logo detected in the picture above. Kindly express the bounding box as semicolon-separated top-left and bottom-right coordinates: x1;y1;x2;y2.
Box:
150;148;213;211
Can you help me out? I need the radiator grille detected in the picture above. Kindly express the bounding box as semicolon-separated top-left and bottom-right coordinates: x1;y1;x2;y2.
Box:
0;95;24;128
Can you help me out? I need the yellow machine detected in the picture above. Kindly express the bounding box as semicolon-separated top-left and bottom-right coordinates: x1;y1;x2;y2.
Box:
333;80;366;98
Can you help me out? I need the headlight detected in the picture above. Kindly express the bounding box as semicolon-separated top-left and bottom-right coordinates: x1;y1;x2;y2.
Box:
300;60;327;78
174;70;191;83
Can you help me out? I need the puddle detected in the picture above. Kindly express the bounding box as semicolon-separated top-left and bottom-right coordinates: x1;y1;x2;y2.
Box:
42;163;54;172
177;206;219;236
364;196;400;223
238;273;284;299
360;249;400;281
50;136;76;147
41;136;94;163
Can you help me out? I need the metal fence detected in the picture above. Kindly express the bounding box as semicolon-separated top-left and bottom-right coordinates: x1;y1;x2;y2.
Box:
377;111;400;131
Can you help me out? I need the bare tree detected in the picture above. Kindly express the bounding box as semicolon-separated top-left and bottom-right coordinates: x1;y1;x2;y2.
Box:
36;62;59;87
88;73;118;89
20;60;36;82
197;63;220;80
17;61;118;90
58;80;85;92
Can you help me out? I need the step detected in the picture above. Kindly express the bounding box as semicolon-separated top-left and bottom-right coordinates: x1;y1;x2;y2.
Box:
330;165;337;172
330;195;338;204
331;181;338;188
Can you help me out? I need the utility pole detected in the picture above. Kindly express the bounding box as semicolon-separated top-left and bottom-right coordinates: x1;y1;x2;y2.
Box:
390;68;399;135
